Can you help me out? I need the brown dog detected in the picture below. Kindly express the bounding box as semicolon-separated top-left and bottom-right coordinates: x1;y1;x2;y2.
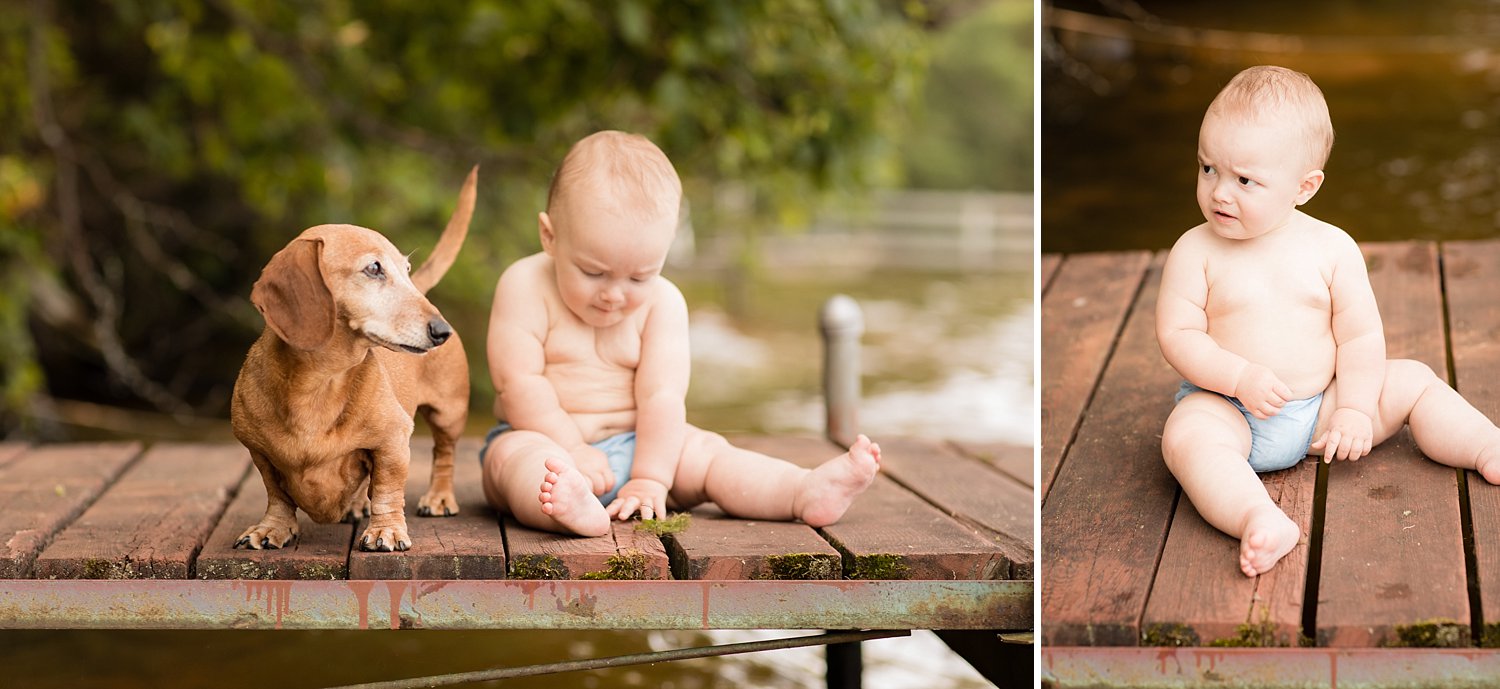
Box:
230;168;476;552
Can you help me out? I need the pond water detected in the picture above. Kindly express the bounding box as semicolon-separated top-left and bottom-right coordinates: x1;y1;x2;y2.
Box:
2;266;1029;688
1044;0;1500;253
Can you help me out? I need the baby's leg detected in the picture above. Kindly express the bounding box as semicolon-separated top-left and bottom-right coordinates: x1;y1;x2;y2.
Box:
671;427;880;527
480;430;610;537
1335;359;1500;483
1163;393;1300;577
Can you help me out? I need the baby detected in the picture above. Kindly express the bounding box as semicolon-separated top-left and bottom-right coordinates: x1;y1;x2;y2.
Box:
479;130;881;537
1157;65;1500;577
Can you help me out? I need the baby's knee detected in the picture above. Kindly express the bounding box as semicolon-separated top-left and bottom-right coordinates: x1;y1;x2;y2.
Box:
1387;358;1437;384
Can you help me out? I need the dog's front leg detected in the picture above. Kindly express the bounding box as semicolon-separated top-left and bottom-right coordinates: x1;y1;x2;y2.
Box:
358;443;411;551
237;450;302;549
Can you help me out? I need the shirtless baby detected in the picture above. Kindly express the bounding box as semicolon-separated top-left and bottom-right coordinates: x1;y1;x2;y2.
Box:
479;130;881;537
1157;65;1500;577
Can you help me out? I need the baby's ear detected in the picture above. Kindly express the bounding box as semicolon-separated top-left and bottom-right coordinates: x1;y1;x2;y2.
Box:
1295;169;1326;206
538;211;557;255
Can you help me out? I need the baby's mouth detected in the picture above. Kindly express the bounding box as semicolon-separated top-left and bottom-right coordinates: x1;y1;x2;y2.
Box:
1213;210;1237;222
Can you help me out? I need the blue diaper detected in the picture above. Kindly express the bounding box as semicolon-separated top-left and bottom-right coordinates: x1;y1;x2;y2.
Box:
1175;381;1323;472
479;423;637;505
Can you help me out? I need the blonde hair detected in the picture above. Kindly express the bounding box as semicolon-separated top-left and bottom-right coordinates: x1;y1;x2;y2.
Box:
1207;66;1335;169
546;130;682;223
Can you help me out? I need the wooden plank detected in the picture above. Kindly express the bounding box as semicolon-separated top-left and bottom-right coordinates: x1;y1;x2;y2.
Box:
0;443;142;578
1040;251;1152;499
878;437;1033;579
663;505;842;580
504;518;669;580
1040;252;1180;646
950;441;1033;488
196;470;355;580
1041;253;1062;294
0;443;27;470
1442;239;1500;646
733;435;1005;580
348;438;507;580
1141;459;1316;647
1317;241;1469;647
32;443;247;579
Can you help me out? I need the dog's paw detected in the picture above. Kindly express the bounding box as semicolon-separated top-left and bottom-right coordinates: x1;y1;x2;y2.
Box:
417;489;460;518
234;522;299;550
342;496;373;523
358;524;411;552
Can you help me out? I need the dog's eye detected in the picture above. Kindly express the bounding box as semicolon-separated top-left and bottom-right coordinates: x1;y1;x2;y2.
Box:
364;261;385;279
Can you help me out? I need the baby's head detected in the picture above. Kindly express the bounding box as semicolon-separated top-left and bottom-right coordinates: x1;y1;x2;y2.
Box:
1197;66;1334;240
540;131;682;327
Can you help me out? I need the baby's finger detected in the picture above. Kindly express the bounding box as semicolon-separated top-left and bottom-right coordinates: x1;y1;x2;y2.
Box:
640;504;655;522
1273;381;1294;402
1323;430;1343;459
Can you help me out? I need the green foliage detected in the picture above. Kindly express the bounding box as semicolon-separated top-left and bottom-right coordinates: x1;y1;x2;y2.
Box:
898;0;1032;191
0;0;934;435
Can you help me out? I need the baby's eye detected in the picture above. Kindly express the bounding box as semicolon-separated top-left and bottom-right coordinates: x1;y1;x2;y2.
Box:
583;270;603;278
1238;176;1257;187
1201;164;1215;175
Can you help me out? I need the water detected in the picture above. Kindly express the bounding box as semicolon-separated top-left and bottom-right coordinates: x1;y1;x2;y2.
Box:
2;267;1028;688
1044;0;1500;253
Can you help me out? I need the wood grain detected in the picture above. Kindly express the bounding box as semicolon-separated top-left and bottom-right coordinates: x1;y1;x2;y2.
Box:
33;443;246;579
0;443;143;578
1040;251;1152;499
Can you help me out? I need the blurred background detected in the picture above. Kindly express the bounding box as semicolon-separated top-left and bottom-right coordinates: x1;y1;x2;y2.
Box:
0;1;1032;686
1044;0;1500;253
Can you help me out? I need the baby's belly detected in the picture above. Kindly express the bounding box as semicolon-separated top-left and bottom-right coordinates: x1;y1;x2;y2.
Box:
549;367;639;441
1208;319;1337;399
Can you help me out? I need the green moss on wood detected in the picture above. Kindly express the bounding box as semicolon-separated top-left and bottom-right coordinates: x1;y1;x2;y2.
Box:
635;513;691;536
508;554;567;580
1142;623;1199;647
761;553;838;580
580;551;651;580
1208;620;1283;647
847;553;909;580
1483;623;1500;648
1389;619;1469;648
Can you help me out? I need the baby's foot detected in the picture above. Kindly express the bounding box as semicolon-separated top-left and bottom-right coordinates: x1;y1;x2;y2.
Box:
794;434;882;528
1475;445;1500;486
1239;504;1301;577
539;457;611;537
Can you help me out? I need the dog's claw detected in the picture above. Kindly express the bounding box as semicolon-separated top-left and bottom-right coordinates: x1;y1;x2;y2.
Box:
235;536;250;548
417;506;431;517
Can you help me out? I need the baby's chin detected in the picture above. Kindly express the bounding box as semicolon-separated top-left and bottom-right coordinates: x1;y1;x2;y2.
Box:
572;304;631;328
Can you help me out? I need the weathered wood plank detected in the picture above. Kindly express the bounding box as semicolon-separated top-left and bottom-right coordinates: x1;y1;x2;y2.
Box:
0;443;27;470
1041;253;1062;294
504;517;669;580
1317;241;1468;647
348;438;507;580
1141;459;1315;647
195;470;354;580
1041;252;1179;646
664;505;842;579
1040;251;1152;499
0;443;143;578
733;435;1005;580
32;444;247;579
1442;239;1500;646
950;441;1033;488
878;437;1032;579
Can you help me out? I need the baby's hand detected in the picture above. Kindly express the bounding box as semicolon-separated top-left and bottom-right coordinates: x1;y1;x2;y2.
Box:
606;478;669;522
568;445;616;497
1311;407;1374;463
1234;364;1294;420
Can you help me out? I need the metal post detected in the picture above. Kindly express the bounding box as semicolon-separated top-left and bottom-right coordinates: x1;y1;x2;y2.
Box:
819;295;864;449
826;639;863;689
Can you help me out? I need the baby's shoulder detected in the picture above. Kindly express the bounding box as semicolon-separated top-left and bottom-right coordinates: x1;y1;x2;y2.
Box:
1294;213;1362;257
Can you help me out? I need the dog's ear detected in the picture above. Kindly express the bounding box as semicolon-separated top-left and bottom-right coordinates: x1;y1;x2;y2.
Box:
251;237;334;350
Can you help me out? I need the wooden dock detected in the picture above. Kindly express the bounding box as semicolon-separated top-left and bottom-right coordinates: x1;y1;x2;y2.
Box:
1041;240;1500;649
0;433;1031;631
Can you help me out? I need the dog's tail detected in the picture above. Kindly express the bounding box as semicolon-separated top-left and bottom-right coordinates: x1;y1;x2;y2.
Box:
412;165;478;294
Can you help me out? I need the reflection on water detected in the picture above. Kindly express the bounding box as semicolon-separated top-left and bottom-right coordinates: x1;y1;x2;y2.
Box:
1044;0;1500;252
2;269;1024;688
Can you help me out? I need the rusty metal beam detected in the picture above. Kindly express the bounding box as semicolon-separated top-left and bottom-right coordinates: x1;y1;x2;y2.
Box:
1043;647;1500;688
0;579;1030;631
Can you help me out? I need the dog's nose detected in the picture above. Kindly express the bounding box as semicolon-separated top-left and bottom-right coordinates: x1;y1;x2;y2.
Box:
427;318;452;346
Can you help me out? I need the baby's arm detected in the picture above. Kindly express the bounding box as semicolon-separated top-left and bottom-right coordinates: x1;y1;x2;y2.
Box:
1156;233;1292;419
1311;236;1385;461
606;281;691;521
487;263;613;491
